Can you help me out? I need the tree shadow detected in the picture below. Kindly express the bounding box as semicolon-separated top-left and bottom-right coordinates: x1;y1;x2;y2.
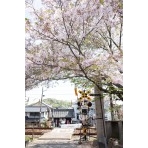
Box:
28;141;78;148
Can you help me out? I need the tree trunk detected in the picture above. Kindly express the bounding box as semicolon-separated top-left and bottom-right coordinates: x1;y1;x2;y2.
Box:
94;85;107;148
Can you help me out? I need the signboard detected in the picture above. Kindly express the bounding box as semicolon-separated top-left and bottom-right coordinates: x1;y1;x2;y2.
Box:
89;94;101;96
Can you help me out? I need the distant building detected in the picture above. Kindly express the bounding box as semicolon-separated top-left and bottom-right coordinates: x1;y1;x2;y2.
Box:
25;101;53;127
50;108;75;127
25;101;75;127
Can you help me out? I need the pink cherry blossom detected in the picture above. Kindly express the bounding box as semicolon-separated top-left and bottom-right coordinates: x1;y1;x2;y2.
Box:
25;0;123;93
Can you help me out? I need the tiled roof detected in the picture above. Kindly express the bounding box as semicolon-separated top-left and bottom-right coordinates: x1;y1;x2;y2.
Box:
26;101;53;108
51;109;75;118
25;101;53;112
25;106;48;112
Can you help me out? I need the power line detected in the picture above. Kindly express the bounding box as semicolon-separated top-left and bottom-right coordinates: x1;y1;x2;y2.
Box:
26;93;75;96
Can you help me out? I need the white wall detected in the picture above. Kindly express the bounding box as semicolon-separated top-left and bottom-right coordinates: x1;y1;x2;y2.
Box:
43;112;48;119
25;112;30;117
72;103;80;122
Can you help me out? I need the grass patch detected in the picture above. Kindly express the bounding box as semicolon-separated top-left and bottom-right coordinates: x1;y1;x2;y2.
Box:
25;136;33;141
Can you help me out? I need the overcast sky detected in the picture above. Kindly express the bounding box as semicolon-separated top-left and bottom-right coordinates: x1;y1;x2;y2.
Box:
25;80;78;104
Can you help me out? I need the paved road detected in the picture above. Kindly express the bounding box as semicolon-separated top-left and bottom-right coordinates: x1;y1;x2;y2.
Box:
27;139;93;148
26;128;94;148
38;128;74;140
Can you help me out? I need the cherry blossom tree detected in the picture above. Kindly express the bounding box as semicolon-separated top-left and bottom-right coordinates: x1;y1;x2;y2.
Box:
25;0;123;100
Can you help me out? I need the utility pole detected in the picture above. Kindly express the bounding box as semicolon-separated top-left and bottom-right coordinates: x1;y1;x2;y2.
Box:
39;87;44;127
25;91;29;106
90;85;107;148
109;94;114;121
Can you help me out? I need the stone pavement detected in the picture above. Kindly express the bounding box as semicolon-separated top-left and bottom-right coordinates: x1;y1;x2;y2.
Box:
38;128;74;140
27;139;93;148
26;127;94;148
26;128;95;148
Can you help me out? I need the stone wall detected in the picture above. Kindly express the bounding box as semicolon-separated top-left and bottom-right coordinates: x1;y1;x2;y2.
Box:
105;121;123;145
